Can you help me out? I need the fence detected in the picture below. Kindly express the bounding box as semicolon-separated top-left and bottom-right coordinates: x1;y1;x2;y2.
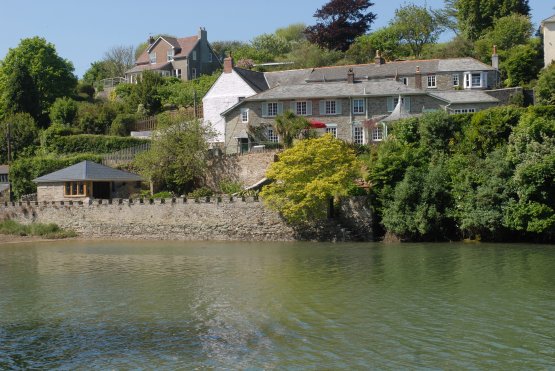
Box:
102;142;151;166
127;107;204;132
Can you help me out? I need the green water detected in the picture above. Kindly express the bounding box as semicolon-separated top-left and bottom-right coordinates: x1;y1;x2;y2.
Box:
0;240;554;369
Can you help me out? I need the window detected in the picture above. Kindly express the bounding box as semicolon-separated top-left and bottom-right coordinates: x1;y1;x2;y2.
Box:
241;108;249;123
192;68;197;79
387;96;411;112
192;51;197;60
401;77;408;85
325;100;336;115
353;99;365;114
0;174;8;182
149;52;156;64
296;101;307;116
267;102;278;117
372;126;384;141
167;49;174;62
353;126;364;144
173;69;182;78
453;74;459;87
453;108;476;114
64;181;87;197
208;53;213;62
326;124;337;138
267;128;279;143
464;72;485;89
427;75;437;88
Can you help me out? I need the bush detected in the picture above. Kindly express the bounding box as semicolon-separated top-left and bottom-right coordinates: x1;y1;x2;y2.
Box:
188;187;213;198
43;134;147;154
109;113;137;136
0;219;77;239
49;97;78;125
76;102;116;134
219;180;242;194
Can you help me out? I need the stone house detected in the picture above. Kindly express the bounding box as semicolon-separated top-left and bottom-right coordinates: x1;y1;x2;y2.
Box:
33;161;143;202
125;28;221;83
542;14;555;67
0;165;10;202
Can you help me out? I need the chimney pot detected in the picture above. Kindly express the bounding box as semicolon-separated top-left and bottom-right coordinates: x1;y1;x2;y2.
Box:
492;45;499;70
415;66;422;89
347;68;355;84
374;50;385;65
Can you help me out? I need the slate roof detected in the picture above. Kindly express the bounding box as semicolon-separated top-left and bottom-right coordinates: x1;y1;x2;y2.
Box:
126;62;172;74
542;14;555;24
428;90;499;104
135;35;199;65
0;165;8;175
244;80;424;101
34;161;143;183
265;69;312;88
234;68;268;93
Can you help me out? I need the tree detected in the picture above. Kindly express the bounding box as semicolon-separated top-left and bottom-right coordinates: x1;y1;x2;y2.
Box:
260;135;359;223
134;114;215;194
0;59;40;120
82;61;112;85
535;64;555;106
103;45;135;78
251;34;292;61
501;41;543;87
448;0;531;41
274;111;311;148
284;40;345;68
49;97;78;126
390;4;442;58
275;23;307;43
0;113;39;163
0;37;77;125
347;27;405;62
305;0;376;51
127;71;164;114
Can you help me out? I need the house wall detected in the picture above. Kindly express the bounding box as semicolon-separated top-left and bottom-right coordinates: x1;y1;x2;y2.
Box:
203;70;258;142
544;22;555;67
37;182;140;202
415;71;497;91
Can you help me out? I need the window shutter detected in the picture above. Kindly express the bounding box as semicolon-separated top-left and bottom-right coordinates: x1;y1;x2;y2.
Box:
387;97;394;112
319;100;326;115
336;100;342;115
262;103;268;117
404;97;411;112
307;101;312;116
277;102;284;115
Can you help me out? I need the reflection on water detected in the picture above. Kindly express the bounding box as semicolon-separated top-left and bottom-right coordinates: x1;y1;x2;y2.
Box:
0;241;554;369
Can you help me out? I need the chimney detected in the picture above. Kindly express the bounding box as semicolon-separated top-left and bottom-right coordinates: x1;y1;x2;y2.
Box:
148;35;155;45
375;50;385;65
223;54;234;73
347;68;355;84
415;66;422;89
198;27;207;40
492;45;499;70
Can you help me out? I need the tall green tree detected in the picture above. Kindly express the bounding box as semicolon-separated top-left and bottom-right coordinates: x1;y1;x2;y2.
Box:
0;59;40;120
535;64;555;106
347;26;405;62
0;113;39;163
0;37;77;126
448;0;531;41
391;3;442;58
82;61;112;85
305;0;377;51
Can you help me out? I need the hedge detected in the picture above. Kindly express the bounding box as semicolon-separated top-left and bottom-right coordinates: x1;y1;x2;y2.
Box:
43;134;148;154
9;153;103;199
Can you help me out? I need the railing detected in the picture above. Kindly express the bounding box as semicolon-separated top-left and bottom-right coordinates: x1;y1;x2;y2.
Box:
102;143;151;166
129;116;157;132
97;77;126;90
236;141;282;155
127;107;204;133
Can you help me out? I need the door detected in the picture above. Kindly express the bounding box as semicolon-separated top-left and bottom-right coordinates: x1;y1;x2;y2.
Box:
92;182;111;199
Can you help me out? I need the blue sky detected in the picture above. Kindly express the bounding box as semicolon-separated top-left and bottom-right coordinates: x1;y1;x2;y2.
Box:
0;0;552;78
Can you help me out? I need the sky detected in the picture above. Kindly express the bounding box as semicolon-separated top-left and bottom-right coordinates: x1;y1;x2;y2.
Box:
0;0;552;78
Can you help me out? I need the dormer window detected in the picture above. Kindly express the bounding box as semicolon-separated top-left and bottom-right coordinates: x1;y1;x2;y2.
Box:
149;52;156;64
464;72;487;89
167;49;174;62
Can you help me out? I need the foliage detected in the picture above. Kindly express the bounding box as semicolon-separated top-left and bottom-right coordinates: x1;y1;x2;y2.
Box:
421;36;475;59
0;59;40;120
102;45;135;78
134;116;215;195
0;113;39;163
0;219;77;239
127;71;164;114
9;153;102;198
449;0;530;41
0;37;77;125
535;64;555;106
260;135;359;223
274;111;311;148
42;133;146;155
109;113;137;136
156;72;220;109
76;102;118;134
82;61;112;85
305;0;377;52
390;4;442;58
275;23;307;43
283;41;345;68
49;97;78;126
251;33;292;60
347;27;404;62
501;40;543;87
219;180;243;194
187;187;214;199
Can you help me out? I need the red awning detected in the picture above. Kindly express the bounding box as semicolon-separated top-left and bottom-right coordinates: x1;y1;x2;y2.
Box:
309;120;327;129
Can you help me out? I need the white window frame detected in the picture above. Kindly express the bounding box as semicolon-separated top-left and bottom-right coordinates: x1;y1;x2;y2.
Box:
267;102;278;117
325;100;337;115
192;50;197;60
464;72;486;89
353;125;364;144
427;75;437;88
296;101;307;116
240;108;249;123
325;123;337;138
453;108;476;114
149;52;156;64
353;99;365;114
372;126;384;141
173;69;181;78
453;74;459;87
267;128;279;143
167;49;174;62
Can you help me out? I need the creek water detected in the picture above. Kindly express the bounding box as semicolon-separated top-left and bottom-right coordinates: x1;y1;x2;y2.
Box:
0;240;554;369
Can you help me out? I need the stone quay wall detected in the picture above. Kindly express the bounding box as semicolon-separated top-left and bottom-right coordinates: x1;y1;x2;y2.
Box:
0;196;373;242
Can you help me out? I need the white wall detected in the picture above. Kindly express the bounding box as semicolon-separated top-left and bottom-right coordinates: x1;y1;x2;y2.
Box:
202;70;257;142
544;22;555;67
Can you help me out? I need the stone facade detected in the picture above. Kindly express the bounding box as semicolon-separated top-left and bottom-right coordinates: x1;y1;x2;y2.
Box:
0;197;373;242
37;181;141;202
